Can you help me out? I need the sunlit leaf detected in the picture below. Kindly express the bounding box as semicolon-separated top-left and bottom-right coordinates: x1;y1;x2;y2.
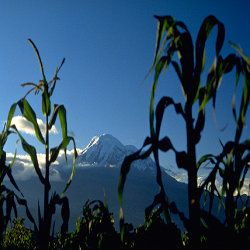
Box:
6;103;17;130
58;105;67;139
11;125;45;185
42;89;51;116
18;99;45;144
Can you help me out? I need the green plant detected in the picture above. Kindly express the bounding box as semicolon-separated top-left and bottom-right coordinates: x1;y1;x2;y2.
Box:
118;15;249;249
74;200;120;250
198;43;250;248
49;200;120;250
10;39;78;249
3;218;36;250
0;106;25;244
216;43;250;230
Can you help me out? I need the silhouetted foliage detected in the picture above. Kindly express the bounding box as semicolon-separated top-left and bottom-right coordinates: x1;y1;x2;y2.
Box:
49;200;120;250
134;208;182;250
118;14;250;249
8;39;78;249
0;105;29;244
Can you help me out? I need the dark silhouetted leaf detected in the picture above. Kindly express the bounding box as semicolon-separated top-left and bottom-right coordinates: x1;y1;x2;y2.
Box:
49;104;60;129
6;167;23;196
175;151;188;170
49;136;71;164
230;41;250;65
153;15;175;65
61;137;78;194
194;15;225;87
155;96;185;139
28;39;47;82
196;154;215;170
158;136;173;152
49;58;65;97
60;196;69;235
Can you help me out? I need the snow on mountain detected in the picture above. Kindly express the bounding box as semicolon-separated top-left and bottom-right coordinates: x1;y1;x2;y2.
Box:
8;134;187;230
77;134;155;171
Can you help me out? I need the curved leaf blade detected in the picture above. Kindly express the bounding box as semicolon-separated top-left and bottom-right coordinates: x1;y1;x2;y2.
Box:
6;103;17;130
28;39;46;82
61;137;78;194
42;90;51;116
18;99;45;144
194;15;225;86
58;105;67;139
11;125;45;184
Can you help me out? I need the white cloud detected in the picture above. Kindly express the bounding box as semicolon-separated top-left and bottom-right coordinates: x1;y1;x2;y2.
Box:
6;148;81;181
6;152;61;181
11;116;58;136
6;152;36;180
165;167;250;195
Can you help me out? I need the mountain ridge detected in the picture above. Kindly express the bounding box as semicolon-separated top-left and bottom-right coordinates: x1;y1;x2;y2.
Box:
6;133;189;231
77;133;155;171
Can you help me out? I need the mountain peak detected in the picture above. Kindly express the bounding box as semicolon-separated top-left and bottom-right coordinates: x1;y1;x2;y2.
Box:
88;134;122;147
78;134;155;170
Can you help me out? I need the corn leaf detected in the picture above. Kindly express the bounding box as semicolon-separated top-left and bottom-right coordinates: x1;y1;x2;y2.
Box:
194;15;225;87
42;90;51;116
58;105;67;139
6;103;17;130
18;99;45;144
49;104;60;129
28;39;47;82
153;15;175;65
11;125;45;184
61;137;78;194
230;42;250;66
118;137;152;206
49;58;65;97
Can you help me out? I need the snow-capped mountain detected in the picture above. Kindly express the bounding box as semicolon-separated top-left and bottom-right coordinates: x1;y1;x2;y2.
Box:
6;134;189;231
5;134;238;233
77;134;155;171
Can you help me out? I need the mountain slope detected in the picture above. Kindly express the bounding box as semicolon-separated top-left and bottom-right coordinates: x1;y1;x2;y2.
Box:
7;134;189;231
15;166;188;231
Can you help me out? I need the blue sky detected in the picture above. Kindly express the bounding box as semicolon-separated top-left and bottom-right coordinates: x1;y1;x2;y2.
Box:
0;0;249;173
